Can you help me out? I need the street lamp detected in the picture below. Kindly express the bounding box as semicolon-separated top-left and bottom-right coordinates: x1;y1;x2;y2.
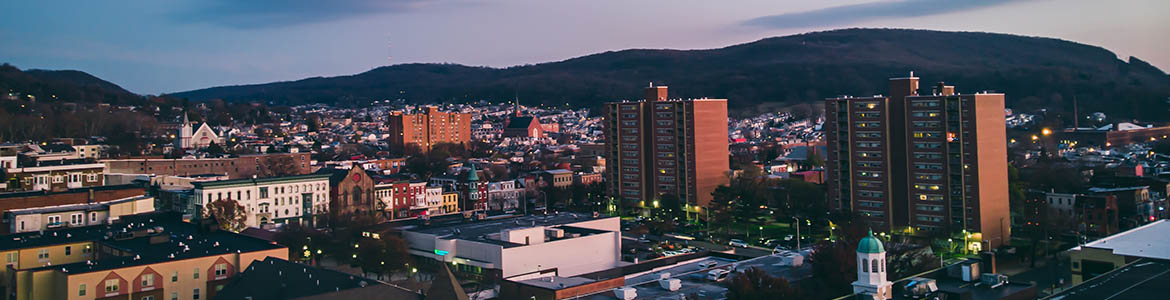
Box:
792;217;802;250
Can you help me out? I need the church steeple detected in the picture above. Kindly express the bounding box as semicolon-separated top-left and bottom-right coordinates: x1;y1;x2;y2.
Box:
513;92;522;117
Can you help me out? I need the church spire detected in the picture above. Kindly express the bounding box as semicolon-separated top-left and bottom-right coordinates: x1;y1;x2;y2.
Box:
513;91;521;117
182;109;190;125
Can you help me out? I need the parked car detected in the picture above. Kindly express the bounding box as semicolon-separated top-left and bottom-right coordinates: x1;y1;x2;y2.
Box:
763;239;780;247
699;261;718;269
728;239;749;248
707;269;731;281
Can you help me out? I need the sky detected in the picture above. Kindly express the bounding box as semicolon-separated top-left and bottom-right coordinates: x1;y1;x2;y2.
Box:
1;0;1167;95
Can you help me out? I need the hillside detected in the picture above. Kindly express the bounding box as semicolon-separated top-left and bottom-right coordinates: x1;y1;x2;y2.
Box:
0;64;143;105
178;29;1170;121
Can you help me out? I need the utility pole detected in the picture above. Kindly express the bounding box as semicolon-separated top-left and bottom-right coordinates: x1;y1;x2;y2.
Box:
793;216;801;250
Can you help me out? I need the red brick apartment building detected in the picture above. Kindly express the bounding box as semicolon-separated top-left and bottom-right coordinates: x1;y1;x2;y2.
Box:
387;106;472;153
603;85;729;211
825;73;1010;248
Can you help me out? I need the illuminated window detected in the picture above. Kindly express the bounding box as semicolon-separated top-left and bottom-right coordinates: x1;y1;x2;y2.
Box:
105;279;119;292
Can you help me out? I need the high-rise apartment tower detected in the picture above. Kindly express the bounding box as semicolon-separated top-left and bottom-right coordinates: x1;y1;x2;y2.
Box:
825;73;1010;249
603;85;729;212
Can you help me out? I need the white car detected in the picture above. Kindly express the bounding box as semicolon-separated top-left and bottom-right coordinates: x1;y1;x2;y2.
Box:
699;261;718;269
728;239;749;248
707;269;731;281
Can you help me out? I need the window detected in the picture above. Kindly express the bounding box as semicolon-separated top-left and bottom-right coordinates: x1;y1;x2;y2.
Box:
912;121;941;128
171;292;178;300
259;187;269;198
79;284;86;296
862;258;869;272
911;111;941;117
71;213;83;225
172;271;178;282
142;296;155;300
48;215;61;225
917;205;944;212
912;131;941;138
913;142;942;149
65;246;71;256
857;151;883;158
872;260;880;273
105;279;119;292
855;121;881;128
855;111;881;118
854;102;878;109
914;173;943;181
142;274;154;287
83;245;92;254
916;215;944;222
914;184;942;190
6;252;16;264
913;163;943;170
193;268;200;279
911;100;939;107
193;288;200;300
913;152;942;160
37;249;49;260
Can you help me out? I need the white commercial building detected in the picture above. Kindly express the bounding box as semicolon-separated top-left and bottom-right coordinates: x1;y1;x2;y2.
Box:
191;174;332;228
400;212;622;279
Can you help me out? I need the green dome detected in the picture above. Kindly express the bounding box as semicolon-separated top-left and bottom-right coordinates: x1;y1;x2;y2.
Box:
857;229;884;253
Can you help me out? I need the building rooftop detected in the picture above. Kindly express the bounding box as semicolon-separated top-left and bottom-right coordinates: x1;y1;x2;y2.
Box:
192;173;332;189
1087;186;1149;193
505;116;538;129
399;212;609;246
5;195;151;216
1072;219;1170;260
0;184;142;199
1046;259;1170;300
15;212;283;274
216;257;421;300
518;275;597;290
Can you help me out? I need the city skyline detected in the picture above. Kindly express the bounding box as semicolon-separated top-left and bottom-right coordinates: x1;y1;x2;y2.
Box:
2;0;1167;94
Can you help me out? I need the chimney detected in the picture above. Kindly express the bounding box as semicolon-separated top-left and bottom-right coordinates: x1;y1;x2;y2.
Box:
645;84;668;102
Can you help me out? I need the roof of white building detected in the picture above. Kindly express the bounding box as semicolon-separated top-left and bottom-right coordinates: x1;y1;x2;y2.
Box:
1074;220;1170;260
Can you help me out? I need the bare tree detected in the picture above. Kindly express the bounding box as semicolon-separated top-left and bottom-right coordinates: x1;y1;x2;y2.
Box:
204;198;248;232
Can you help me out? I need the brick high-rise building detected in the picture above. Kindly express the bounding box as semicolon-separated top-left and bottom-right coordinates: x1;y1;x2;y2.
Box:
387;106;472;153
603;84;729;213
825;73;1010;249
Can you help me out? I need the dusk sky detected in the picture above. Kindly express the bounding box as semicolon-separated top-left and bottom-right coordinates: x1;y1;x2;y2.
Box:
2;0;1166;95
